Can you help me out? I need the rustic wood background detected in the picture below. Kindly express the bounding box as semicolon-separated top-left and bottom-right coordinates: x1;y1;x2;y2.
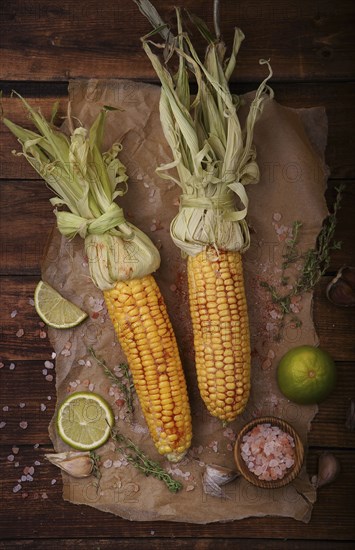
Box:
1;1;354;548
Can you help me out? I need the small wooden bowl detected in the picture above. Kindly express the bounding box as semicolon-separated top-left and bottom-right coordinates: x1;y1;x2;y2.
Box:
234;416;304;489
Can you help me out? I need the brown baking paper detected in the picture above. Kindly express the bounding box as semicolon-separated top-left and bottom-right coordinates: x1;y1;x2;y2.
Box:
45;79;329;523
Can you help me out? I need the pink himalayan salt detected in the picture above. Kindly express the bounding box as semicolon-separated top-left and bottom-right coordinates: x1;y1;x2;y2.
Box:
241;423;295;481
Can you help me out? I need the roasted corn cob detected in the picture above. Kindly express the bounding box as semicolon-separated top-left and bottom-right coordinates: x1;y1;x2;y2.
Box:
139;2;272;421
3;98;192;461
105;275;191;459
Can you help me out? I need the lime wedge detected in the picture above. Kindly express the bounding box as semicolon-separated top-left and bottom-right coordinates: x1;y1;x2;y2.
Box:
57;392;114;451
34;280;88;329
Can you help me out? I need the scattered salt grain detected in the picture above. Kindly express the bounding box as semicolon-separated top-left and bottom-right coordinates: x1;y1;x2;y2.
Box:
26;474;34;482
16;329;24;338
28;466;34;475
0;362;4;369
12;446;19;455
19;421;28;430
51;479;57;485
45;361;54;369
34;443;39;449
61;349;71;357
29;298;35;306
47;396;52;401
9;363;15;370
19;403;25;408
3;406;9;412
42;369;48;376
0;421;6;429
40;403;47;412
22;492;29;499
103;459;113;469
34;460;41;466
13;484;22;493
14;462;19;467
51;352;56;359
41;492;48;499
7;454;15;462
45;374;53;382
39;330;47;339
88;383;95;392
273;212;282;222
11;310;18;318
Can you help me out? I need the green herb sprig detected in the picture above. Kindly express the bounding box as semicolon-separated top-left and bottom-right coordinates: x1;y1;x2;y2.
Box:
261;184;345;339
89;347;134;414
110;429;183;493
89;450;102;489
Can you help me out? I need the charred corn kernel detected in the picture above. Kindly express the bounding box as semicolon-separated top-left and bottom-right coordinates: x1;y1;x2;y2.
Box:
187;249;251;422
104;274;192;461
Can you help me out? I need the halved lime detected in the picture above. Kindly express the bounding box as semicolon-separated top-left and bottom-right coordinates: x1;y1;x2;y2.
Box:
277;345;336;405
57;392;114;450
34;280;88;329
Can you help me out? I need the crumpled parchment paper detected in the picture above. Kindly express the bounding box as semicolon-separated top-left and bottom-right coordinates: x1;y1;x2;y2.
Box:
44;79;329;523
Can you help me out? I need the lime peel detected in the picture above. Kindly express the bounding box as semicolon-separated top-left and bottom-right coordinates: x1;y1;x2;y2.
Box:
34;280;88;329
56;392;114;451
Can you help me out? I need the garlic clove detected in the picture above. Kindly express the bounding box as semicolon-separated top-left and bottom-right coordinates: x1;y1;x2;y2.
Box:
45;451;94;478
313;452;340;489
202;463;239;498
326;266;355;307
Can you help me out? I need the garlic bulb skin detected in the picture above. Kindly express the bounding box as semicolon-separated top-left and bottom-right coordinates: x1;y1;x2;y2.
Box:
313;452;341;489
326;267;355;307
202;463;239;498
45;451;94;478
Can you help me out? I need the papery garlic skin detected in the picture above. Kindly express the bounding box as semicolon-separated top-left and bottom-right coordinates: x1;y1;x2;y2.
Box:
202;464;239;498
314;452;341;489
45;451;94;478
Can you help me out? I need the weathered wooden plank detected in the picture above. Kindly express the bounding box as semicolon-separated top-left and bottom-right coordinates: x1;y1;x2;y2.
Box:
1;539;354;549
1;0;354;82
0;359;353;448
313;277;355;361
0;446;353;540
0;181;54;275
1;83;355;180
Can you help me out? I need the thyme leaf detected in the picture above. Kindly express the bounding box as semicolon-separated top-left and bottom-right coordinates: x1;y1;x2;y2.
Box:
110;429;183;494
89;347;134;414
261;184;345;339
89;450;102;490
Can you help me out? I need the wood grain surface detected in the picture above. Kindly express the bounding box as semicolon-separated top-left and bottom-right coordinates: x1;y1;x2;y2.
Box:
1;0;354;547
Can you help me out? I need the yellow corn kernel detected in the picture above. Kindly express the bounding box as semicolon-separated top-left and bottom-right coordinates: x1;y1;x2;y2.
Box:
104;274;192;461
187;249;251;422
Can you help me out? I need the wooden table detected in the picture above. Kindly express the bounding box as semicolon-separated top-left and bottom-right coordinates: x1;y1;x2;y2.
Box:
1;1;354;547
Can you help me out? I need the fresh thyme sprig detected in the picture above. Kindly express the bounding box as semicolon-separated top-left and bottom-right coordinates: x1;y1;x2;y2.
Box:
110;428;183;493
261;184;345;340
89;347;134;414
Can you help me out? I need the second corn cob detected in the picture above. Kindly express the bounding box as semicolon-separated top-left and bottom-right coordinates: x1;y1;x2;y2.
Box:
138;2;272;422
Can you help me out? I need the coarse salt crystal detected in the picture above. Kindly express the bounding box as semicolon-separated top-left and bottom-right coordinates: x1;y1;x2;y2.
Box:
34;443;39;449
47;396;52;401
42;369;48;376
29;298;35;306
16;329;24;338
7;454;15;462
45;361;54;369
12;446;19;454
41;492;48;499
3;406;9;412
11;310;18;318
19;421;28;429
46;374;53;382
0;421;6;428
9;363;15;370
13;484;22;493
51;352;56;359
88;383;95;391
39;330;47;339
51;479;57;485
34;460;40;466
26;474;33;482
19;403;25;408
40;403;47;412
103;459;113;469
0;362;4;369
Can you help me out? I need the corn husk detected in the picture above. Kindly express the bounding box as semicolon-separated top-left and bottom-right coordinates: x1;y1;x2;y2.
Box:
3;95;160;289
137;1;273;256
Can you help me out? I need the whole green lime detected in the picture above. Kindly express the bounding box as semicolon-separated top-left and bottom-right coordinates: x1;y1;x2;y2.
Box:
277;345;336;405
